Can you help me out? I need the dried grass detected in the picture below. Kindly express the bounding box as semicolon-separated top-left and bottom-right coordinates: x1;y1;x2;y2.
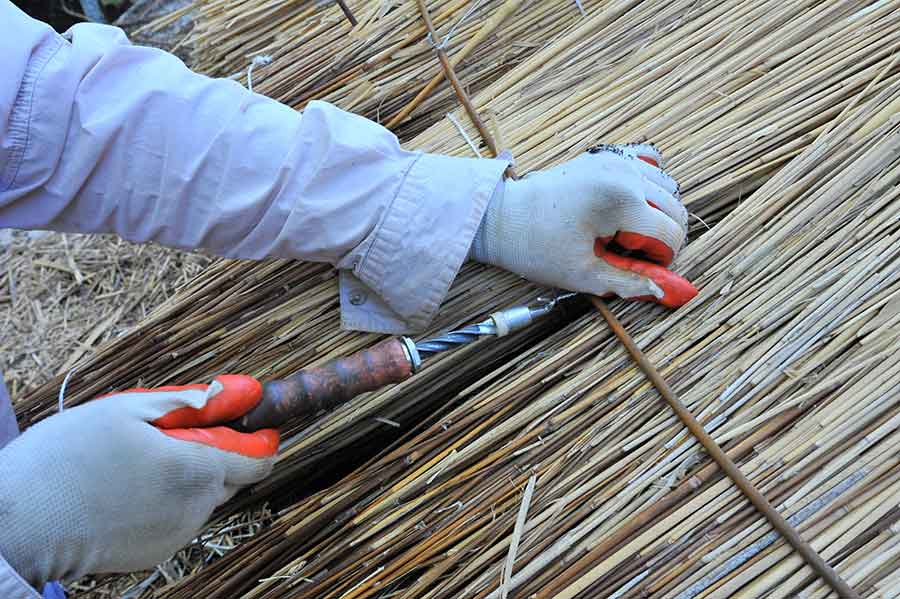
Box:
0;230;208;401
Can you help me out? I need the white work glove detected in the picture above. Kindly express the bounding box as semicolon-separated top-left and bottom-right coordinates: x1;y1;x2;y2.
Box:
0;376;279;588
471;144;696;306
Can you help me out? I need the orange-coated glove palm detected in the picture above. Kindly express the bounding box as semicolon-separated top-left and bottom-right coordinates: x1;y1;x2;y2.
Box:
0;375;278;588
136;374;278;457
470;144;697;307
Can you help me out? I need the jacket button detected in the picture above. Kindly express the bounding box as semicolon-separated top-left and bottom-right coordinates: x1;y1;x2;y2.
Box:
349;292;367;306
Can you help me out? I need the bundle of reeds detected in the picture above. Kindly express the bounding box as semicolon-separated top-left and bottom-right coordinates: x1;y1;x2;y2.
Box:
148;0;595;139
22;0;900;472
156;74;900;599
414;0;900;219
16;0;900;594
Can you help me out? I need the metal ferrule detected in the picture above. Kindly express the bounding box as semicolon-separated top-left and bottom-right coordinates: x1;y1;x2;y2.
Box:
399;336;423;373
490;306;533;337
489;299;561;337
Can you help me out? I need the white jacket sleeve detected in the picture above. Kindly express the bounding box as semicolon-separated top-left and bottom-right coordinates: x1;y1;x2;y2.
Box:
0;1;509;334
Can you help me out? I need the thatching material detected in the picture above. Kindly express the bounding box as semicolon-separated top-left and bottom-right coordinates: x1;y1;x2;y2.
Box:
148;0;593;139
0;232;207;398
15;0;900;595
21;0;900;476
158;74;900;599
424;0;856;588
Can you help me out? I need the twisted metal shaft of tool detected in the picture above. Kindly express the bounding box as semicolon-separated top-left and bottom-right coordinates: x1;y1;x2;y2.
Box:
415;321;497;356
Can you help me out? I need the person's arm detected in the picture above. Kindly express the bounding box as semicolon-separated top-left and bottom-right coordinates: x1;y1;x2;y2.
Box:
0;1;509;334
1;1;692;336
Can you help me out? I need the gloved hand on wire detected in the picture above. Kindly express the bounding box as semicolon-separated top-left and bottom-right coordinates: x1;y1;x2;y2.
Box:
0;375;278;588
470;144;696;307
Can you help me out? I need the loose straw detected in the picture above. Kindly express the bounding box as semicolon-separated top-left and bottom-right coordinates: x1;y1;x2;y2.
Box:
415;0;517;178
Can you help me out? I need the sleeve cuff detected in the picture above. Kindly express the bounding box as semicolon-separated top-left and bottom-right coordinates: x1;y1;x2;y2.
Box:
339;151;509;333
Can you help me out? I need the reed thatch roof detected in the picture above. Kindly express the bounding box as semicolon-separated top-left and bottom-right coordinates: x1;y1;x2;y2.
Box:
19;0;900;597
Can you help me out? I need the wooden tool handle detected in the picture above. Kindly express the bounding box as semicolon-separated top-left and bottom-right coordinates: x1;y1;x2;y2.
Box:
233;338;414;431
